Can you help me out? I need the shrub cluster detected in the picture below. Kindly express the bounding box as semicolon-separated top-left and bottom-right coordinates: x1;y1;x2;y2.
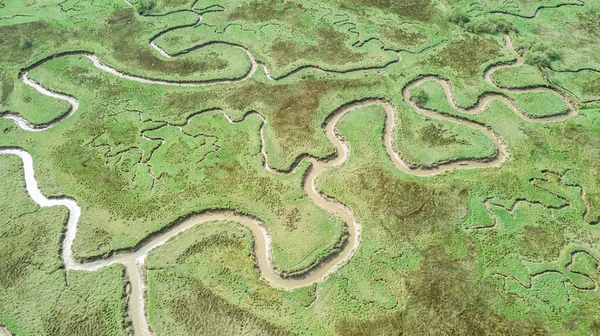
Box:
136;0;156;15
465;17;515;34
448;10;516;35
519;38;561;67
411;88;429;106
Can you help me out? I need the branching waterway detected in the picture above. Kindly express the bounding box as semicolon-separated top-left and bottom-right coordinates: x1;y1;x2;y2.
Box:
0;34;577;336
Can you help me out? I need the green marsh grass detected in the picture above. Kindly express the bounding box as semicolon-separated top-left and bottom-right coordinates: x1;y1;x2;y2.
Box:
2;1;600;334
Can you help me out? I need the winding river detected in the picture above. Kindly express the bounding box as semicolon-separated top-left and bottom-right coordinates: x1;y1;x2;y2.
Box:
0;34;577;336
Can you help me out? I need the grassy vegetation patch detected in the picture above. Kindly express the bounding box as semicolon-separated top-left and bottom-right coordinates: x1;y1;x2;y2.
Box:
491;63;547;88
0;156;127;336
510;2;600;70
425;35;503;78
154;0;399;77
149;272;292;336
341;0;436;22
510;91;569;117
549;69;600;103
398;87;495;165
146;222;295;335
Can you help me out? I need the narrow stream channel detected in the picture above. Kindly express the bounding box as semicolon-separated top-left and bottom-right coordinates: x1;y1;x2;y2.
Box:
0;34;577;336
